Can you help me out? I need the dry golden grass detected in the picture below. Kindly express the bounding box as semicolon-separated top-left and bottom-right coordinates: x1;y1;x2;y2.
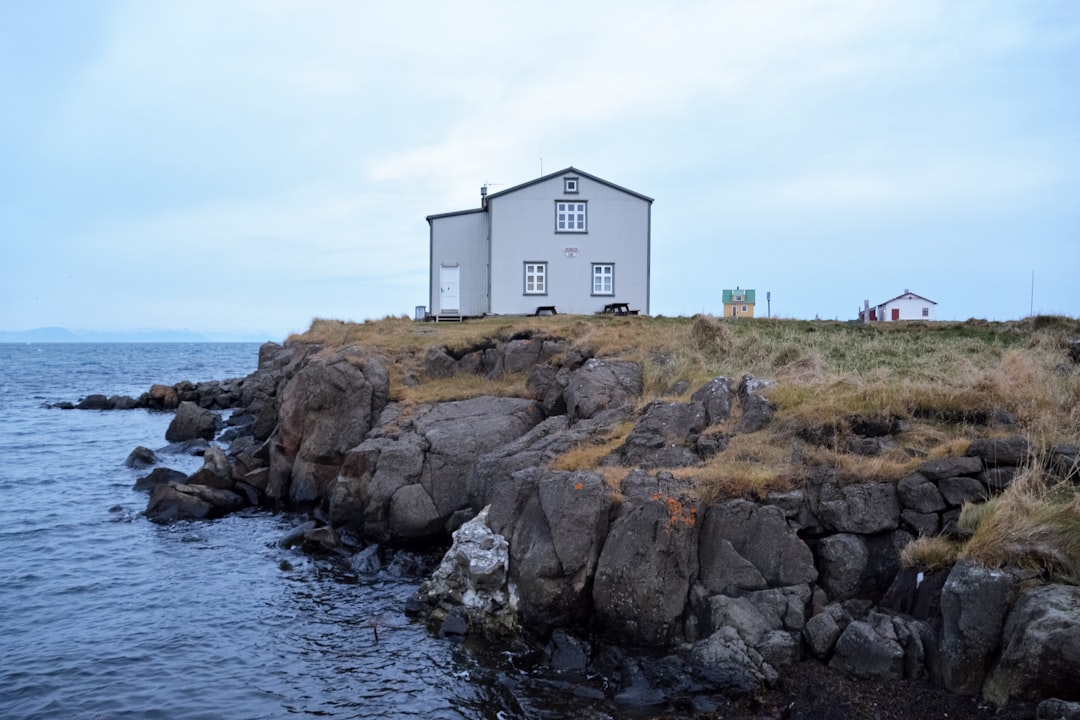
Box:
289;313;1080;499
960;469;1080;582
674;432;799;502
901;536;963;572
547;421;635;472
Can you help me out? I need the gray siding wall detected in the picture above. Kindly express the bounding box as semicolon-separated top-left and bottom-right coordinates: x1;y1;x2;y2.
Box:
488;174;650;315
428;211;490;316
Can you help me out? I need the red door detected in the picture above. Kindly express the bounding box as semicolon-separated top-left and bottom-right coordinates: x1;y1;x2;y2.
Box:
891;308;900;321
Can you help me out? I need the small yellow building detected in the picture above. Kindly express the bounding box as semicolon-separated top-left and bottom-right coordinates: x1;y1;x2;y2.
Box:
722;288;756;318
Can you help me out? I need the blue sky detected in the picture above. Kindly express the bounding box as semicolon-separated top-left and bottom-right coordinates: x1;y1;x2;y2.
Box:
2;1;1078;341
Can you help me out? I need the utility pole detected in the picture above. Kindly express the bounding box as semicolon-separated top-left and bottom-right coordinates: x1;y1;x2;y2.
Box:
767;291;772;319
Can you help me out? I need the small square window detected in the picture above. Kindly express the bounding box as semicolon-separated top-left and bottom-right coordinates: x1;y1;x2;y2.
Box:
556;201;586;232
524;262;547;295
564;177;579;194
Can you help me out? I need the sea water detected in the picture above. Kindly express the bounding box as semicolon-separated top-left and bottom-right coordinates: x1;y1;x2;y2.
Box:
0;344;510;720
0;343;708;720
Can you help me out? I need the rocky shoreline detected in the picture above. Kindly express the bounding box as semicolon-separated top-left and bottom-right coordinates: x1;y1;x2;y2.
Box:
67;335;1080;717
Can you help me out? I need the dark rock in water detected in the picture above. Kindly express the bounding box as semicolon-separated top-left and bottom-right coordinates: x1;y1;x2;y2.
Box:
166;401;219;442
158;438;211;457
77;394;112;410
144;482;245;523
277;521;317;549
133;467;187;492
143;383;180;410
187;447;233;490
108;395;139;410
438;611;468;638
350;544;381;575
547;629;590;673
125;446;159;469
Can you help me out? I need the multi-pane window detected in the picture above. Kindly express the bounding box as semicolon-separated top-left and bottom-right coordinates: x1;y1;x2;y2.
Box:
524;262;547;294
556;202;586;232
592;264;613;295
922;307;929;317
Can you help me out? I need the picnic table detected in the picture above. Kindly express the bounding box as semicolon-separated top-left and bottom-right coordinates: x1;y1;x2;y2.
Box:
603;302;631;315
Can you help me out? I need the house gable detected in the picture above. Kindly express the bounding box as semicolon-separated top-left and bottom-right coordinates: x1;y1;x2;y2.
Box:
427;167;652;318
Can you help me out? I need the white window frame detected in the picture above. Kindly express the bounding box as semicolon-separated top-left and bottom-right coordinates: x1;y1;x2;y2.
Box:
592;263;614;295
555;201;587;233
524;262;547;295
564;177;579;194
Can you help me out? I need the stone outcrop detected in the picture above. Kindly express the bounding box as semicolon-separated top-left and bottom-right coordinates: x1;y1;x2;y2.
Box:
101;334;1079;711
268;346;389;507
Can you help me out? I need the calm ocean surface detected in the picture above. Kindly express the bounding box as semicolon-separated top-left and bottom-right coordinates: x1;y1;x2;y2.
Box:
0;344;625;720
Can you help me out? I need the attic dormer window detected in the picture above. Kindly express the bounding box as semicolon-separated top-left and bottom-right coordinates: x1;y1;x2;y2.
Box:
564;177;579;194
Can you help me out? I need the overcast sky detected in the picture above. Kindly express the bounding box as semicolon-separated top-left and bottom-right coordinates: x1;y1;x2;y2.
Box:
2;1;1077;340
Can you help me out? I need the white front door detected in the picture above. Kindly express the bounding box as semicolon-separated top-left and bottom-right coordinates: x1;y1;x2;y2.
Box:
439;266;460;313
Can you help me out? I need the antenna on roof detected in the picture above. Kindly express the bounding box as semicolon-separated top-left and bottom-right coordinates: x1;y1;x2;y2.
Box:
539;144;543;176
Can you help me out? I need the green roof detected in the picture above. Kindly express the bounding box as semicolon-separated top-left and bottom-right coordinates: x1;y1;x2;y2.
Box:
722;289;756;304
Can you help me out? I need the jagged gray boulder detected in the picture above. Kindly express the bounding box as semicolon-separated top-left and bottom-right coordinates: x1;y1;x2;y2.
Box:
689;626;778;694
165;401;219;442
817;533;869;600
812;480;899;534
487;468;612;633
896;472;947;513
983;584;1080;705
938;560;1021;695
187;446;234;490
735;375;776;433
617;400;707;468
565;359;643;420
133;467;188;492
125;446;159;469
267;346;389;507
691;376;733;425
408;507;519;638
331;396;545;542
966;435;1032;468
145;482;246;523
593;495;699;646
919;455;984;480
699;500;817;592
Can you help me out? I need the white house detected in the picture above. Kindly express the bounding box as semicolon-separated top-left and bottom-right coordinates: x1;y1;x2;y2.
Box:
426;167;653;319
860;290;938;322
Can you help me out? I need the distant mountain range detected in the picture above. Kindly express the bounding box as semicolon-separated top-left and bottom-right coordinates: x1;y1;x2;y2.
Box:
0;327;275;343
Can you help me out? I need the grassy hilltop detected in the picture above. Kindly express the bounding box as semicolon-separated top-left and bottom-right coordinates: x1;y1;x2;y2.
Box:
291;314;1080;579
